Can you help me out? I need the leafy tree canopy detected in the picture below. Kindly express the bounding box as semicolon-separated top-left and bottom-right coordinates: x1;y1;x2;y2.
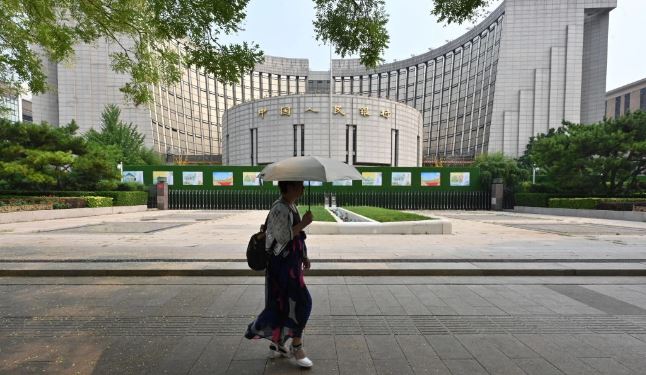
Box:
1;0;489;104
86;104;161;165
524;111;646;196
472;152;528;190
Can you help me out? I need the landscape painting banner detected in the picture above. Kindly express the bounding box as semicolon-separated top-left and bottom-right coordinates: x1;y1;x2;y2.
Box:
242;172;261;186
122;171;144;184
182;171;203;186
212;172;234;186
450;172;470;186
391;172;411;186
153;171;174;185
420;172;441;187
304;181;323;186
361;172;382;186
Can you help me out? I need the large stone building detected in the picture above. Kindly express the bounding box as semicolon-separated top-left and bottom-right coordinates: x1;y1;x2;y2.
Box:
32;0;616;163
605;77;646;119
224;95;423;166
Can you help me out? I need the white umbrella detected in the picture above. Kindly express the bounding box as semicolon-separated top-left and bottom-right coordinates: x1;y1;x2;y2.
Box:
258;156;363;209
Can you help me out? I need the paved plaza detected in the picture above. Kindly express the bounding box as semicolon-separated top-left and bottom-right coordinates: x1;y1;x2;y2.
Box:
1;276;646;374
1;210;646;373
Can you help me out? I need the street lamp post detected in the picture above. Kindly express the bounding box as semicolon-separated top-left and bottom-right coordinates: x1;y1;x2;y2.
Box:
532;165;540;184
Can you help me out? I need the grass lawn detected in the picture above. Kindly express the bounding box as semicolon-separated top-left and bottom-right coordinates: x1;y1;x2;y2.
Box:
297;205;337;222
343;206;432;222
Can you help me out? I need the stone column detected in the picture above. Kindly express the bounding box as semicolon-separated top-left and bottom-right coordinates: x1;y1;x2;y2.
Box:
156;177;169;210
491;178;504;211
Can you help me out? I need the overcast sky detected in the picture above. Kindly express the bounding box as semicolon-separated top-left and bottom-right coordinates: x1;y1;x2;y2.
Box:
224;0;643;91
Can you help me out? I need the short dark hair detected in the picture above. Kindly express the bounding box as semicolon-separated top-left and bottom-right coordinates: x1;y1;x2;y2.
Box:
278;181;303;194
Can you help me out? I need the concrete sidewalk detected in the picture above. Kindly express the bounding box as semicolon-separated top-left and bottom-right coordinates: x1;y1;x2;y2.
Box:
1;276;646;374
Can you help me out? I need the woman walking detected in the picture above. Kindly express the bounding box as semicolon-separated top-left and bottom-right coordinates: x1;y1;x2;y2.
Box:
245;180;314;368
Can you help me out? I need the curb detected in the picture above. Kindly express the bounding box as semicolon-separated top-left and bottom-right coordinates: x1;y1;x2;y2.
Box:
2;268;646;277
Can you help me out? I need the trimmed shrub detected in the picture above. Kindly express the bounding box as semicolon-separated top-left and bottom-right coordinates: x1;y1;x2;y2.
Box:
0;190;148;206
548;198;602;209
84;196;114;208
53;202;72;209
515;193;551;207
93;191;147;206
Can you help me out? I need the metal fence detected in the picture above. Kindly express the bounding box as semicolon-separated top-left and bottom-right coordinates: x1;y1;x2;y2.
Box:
165;189;490;210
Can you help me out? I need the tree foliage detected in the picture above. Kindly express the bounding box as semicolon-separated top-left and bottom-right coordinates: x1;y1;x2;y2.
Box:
86;104;161;165
524;111;646;196
472;152;528;190
313;0;390;68
1;0;490;103
0;119;120;191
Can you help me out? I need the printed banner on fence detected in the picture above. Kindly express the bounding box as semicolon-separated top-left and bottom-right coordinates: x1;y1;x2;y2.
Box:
391;172;411;186
122;171;144;184
183;171;204;186
420;172;441;187
213;172;234;186
450;172;470;186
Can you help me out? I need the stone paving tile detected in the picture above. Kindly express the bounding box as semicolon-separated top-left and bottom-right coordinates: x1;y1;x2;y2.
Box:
456;334;526;375
147;335;211;374
442;359;489;375
395;335;451;375
513;334;602;375
425;335;472;360
512;358;563;375
372;358;414;375
579;358;634;375
335;336;377;375
225;359;267;375
189;336;241;375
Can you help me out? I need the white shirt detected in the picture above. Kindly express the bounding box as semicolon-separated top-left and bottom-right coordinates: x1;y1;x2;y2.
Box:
265;199;298;256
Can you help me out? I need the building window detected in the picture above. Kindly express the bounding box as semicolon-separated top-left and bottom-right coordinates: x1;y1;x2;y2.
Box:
624;93;631;114
615;96;621;118
641;88;646;110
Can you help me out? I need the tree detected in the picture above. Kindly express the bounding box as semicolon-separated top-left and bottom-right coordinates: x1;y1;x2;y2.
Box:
0;118;119;191
472;152;528;190
524;111;646;196
1;0;489;104
86;104;161;165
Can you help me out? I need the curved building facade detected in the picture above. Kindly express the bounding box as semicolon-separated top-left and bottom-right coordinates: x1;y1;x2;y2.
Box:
33;0;616;161
223;94;423;166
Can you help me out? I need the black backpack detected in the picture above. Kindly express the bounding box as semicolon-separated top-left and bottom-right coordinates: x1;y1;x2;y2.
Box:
246;209;276;271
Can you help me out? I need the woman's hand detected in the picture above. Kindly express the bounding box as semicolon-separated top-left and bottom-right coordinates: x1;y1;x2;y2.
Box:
301;210;313;227
303;258;311;270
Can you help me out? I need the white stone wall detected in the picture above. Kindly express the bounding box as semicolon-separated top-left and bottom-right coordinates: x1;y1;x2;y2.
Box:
32;41;153;145
490;0;616;156
224;95;422;166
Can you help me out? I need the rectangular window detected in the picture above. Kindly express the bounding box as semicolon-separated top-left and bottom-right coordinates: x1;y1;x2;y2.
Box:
615;96;621;118
293;125;298;157
625;93;631;114
250;128;255;165
301;125;305;156
641;88;646;110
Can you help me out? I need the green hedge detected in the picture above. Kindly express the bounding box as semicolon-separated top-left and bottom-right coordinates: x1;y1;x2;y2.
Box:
84;196;114;208
515;193;551;207
0;191;147;206
93;191;147;206
548;198;602;209
548;197;646;210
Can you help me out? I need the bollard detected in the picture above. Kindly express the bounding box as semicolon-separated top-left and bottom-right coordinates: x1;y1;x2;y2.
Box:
491;178;504;211
156;177;169;210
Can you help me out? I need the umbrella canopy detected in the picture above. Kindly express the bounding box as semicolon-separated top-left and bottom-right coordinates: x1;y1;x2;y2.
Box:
258;156;363;182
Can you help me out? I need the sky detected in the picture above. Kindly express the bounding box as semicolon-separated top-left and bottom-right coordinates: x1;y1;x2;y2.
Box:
222;0;644;91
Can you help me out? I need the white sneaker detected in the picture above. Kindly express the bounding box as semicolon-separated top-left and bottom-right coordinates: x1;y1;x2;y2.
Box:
268;342;289;359
290;344;313;368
